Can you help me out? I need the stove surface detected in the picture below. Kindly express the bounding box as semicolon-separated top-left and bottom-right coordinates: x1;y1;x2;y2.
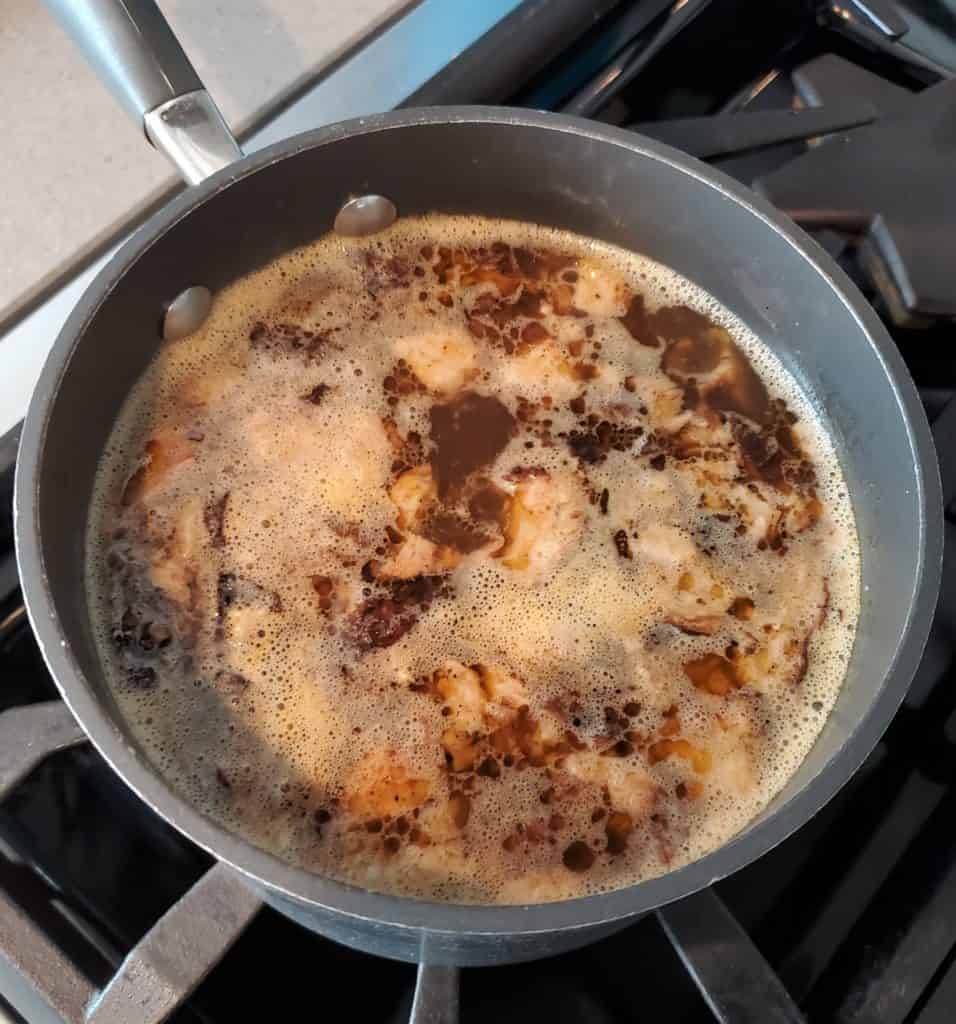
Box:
2;1;955;1021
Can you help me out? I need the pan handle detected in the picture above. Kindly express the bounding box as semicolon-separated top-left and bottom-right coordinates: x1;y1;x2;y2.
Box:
44;0;242;186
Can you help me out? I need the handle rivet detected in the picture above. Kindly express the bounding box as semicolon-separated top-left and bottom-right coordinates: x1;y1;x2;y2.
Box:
334;195;398;237
163;285;212;341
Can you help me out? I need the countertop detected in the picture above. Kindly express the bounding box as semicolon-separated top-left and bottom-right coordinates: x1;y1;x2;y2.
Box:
0;0;411;324
0;0;521;439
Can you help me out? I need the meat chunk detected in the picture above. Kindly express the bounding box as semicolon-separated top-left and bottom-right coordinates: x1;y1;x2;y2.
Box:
436;662;487;734
376;533;461;581
635;523;728;634
122;430;194;505
563;752;659;820
241;406;313;466
388;465;437;530
344;749;432;819
498;868;577;904
705;711;756;797
393;329;477;395
647;736;713;774
424;659;565;773
497;340;579;401
725;569;829;689
625;375;690;434
241;408;389;520
571;259;630;318
179;364;244;409
149;496;205;609
634;522;698;567
478;664;529;710
732;625;811;689
497;469;584;579
608;460;683;525
432;661;530;771
692;462;820;548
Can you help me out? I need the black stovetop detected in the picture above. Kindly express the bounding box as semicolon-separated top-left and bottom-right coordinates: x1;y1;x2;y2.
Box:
2;1;956;1021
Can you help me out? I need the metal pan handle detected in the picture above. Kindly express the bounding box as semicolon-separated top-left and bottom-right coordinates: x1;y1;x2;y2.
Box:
44;0;242;185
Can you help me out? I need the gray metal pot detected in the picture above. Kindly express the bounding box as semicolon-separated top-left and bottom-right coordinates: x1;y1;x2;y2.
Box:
9;0;943;1018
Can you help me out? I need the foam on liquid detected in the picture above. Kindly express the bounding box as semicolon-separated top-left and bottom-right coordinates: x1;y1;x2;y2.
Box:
86;216;860;904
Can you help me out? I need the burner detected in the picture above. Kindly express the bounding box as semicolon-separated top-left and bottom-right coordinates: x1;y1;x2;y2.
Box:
756;77;956;326
793;53;916;115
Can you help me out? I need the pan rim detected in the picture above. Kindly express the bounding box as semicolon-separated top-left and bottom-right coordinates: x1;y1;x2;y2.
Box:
14;105;943;939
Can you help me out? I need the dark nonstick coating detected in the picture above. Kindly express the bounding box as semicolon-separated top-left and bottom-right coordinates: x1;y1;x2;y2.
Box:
14;108;942;964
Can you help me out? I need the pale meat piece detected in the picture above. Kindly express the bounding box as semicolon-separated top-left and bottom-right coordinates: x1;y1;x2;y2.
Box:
149;496;204;609
707;711;758;796
634;521;698;567
694;462;777;544
571;259;630;318
635;523;729;635
479;664;529;711
498;868;579;904
648;393;822;549
621;638;685;714
393;329;477;395
667;414;735;453
240;407;390;520
435;661;488;736
122;429;194;505
240;406;314;466
343;749;432;819
732;578;829;691
563;752;659;821
219;602;285;684
388;465;437;530
438;661;530;715
434;661;529;771
649;703;757;798
646;702;756;798
380;465;462;579
725;561;830;690
625;375;691;434
377;534;460;581
692;459;821;548
435;662;491;772
428;660;570;773
601;457;684;528
335;824;483;901
731;628;805;691
647;734;713;775
314;413;392;519
179;362;244;409
496;338;579;401
497;469;585;579
681;566;829;696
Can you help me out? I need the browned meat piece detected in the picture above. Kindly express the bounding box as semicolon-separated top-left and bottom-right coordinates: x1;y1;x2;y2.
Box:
122;430;195;505
344;750;432;819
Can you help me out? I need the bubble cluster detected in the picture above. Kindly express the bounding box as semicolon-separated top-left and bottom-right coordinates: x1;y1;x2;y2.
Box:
85;215;860;904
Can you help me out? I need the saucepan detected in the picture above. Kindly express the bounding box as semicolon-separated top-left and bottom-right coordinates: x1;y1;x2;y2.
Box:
13;0;941;995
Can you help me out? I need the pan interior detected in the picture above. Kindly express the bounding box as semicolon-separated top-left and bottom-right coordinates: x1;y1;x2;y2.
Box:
22;114;935;931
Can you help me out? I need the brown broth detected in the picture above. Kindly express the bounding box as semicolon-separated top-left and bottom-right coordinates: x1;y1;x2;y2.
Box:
85;216;859;904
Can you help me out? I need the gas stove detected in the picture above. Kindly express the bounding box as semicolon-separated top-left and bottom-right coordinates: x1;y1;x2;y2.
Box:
2;1;955;1021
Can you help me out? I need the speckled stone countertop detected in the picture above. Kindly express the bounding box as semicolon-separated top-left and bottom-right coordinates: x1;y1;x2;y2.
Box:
0;0;409;322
